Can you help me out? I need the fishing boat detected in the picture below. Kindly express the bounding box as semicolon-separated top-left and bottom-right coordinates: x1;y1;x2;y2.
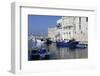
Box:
29;48;50;60
45;38;52;45
56;39;87;49
56;39;79;48
75;43;88;48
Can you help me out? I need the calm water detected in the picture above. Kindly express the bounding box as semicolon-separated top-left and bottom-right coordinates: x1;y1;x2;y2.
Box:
28;40;88;60
48;43;88;59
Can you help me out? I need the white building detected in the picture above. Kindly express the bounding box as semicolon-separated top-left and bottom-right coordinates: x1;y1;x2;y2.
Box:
48;27;57;41
56;16;88;42
74;17;88;42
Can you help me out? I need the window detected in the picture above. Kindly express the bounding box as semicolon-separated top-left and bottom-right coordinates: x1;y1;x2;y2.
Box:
79;17;81;30
86;27;88;30
81;31;83;34
63;27;67;29
63;32;65;35
57;23;61;28
86;17;88;22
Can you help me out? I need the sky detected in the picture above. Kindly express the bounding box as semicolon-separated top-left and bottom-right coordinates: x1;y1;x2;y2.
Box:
28;15;61;36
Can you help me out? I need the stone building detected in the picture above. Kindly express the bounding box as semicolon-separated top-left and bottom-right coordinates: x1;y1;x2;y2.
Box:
48;16;88;43
48;27;57;41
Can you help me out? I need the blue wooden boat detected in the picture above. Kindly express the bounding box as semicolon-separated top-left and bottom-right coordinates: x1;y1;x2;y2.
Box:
56;39;79;48
29;48;50;60
45;38;52;45
56;40;87;49
75;44;88;48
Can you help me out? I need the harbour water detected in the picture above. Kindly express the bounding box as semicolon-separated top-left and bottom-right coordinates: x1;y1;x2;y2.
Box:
28;40;88;60
48;43;88;59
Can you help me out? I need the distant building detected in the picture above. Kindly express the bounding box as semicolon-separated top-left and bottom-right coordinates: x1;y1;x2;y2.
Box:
48;27;57;41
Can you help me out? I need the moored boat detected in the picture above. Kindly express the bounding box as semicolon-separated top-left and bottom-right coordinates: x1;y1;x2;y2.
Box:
45;38;52;45
56;39;88;49
75;44;88;48
29;48;50;60
56;39;79;48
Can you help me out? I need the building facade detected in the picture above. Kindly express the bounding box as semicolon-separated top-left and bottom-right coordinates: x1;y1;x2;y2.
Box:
48;16;88;43
48;27;57;41
56;16;75;40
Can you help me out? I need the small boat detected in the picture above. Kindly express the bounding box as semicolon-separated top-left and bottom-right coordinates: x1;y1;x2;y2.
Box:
75;44;88;48
29;48;50;60
56;41;69;47
39;48;50;59
56;39;87;49
56;39;79;48
29;49;40;60
45;38;52;45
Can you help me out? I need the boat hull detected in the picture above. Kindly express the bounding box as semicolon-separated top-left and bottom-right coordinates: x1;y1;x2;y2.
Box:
56;41;87;49
56;41;79;48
